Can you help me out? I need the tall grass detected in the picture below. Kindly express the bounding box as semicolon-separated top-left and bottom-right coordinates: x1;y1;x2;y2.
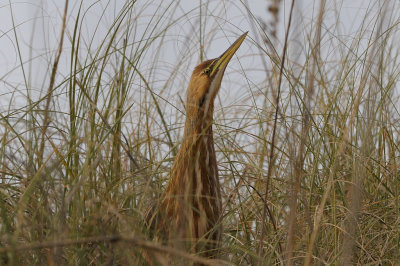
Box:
1;0;400;264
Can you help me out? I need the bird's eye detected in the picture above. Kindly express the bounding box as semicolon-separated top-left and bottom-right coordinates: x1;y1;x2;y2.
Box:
204;68;211;75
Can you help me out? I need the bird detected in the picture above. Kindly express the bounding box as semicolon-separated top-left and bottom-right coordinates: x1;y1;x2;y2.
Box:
146;32;247;263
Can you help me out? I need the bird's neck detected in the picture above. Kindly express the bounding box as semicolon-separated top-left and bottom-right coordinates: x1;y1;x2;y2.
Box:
167;116;219;197
162;112;222;240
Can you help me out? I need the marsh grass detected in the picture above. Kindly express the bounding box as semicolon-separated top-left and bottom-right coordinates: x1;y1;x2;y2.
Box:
1;0;400;265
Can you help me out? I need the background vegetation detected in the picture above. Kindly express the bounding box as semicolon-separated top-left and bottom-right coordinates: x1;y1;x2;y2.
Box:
1;0;400;265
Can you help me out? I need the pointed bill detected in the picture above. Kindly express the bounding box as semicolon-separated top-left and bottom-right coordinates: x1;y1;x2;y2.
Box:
209;32;248;77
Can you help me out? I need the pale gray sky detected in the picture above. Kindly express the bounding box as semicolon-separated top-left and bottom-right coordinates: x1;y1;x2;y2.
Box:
0;0;396;111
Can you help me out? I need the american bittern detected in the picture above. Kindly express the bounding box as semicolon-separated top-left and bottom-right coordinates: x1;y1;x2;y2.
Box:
147;32;247;261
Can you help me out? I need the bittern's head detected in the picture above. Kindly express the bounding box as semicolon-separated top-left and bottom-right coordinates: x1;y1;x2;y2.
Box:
185;32;247;126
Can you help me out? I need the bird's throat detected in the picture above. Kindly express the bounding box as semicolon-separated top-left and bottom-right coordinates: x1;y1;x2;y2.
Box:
168;119;221;205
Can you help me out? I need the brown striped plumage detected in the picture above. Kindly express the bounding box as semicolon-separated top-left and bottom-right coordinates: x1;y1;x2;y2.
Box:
146;32;247;262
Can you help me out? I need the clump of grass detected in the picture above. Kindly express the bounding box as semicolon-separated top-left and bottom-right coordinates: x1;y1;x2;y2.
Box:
1;0;400;265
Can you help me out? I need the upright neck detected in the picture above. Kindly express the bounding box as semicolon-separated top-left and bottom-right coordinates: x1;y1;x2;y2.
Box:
167;114;220;199
162;105;222;242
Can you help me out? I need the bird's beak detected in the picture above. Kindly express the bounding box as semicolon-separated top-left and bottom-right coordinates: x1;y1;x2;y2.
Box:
209;32;248;77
